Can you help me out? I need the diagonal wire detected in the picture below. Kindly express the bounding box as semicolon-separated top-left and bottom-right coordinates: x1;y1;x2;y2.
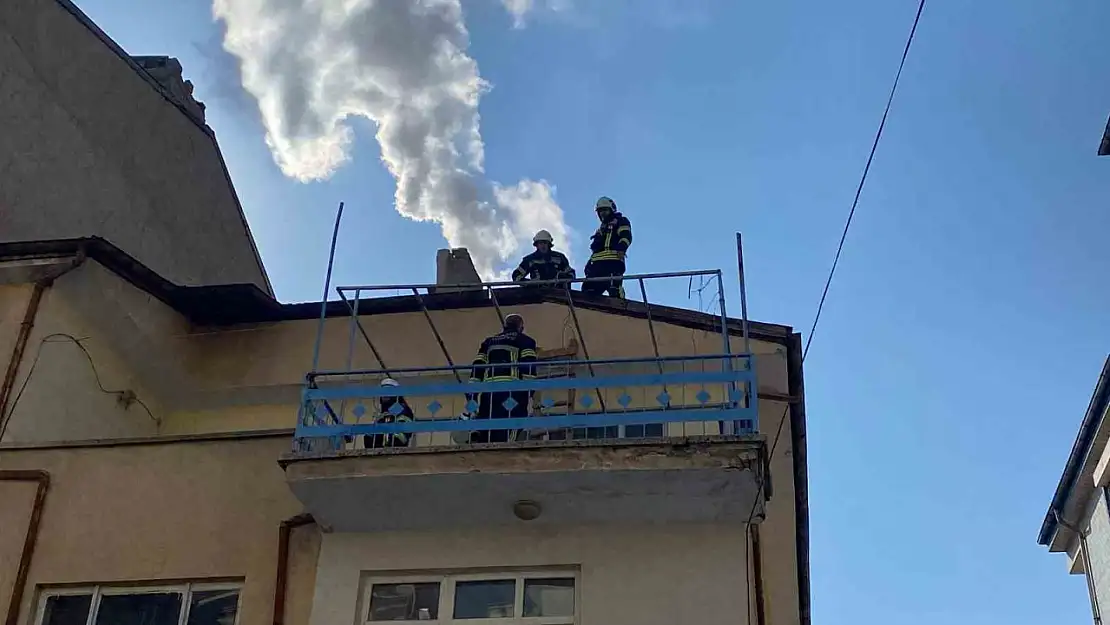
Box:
742;1;927;622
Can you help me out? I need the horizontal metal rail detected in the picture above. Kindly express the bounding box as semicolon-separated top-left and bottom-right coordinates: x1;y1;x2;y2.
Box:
305;368;751;401
297;407;756;437
334;269;722;293
309;353;754;380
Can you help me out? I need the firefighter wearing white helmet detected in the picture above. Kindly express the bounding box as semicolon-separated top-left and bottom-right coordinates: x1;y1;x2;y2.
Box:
511;229;576;284
363;377;414;449
583;196;632;298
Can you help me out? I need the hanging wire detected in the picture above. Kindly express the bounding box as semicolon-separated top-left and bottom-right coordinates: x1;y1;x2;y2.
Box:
742;1;928;622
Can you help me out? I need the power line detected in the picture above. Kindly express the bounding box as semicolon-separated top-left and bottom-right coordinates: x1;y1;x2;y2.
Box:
742;1;927;622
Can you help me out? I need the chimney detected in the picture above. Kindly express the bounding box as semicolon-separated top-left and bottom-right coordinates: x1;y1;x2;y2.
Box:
132;56;207;123
432;248;482;294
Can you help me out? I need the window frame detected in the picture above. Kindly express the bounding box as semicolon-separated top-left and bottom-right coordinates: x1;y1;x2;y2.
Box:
35;582;243;625
363;571;577;625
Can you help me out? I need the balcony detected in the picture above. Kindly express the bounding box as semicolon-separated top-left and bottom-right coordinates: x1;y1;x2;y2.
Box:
281;353;764;531
279;268;768;531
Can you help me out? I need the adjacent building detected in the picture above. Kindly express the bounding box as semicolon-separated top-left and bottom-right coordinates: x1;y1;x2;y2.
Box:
0;3;812;625
1039;357;1110;623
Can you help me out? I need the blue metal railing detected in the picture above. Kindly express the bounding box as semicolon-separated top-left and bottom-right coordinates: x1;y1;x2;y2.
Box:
293;353;759;453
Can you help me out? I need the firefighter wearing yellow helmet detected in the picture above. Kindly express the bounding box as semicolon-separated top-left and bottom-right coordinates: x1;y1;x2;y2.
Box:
511;229;576;284
583;196;631;298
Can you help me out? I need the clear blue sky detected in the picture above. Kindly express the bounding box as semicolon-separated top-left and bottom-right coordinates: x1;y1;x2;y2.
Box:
74;0;1110;622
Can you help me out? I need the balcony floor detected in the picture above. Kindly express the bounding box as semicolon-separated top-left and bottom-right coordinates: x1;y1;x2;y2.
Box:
281;436;765;532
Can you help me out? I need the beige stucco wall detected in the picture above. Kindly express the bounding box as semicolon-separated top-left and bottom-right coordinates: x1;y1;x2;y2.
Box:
0;264;178;443
0;0;270;292
0;266;802;625
311;525;757;625
0;436;316;625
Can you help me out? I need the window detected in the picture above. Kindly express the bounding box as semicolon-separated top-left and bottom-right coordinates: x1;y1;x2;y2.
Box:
37;583;240;625
365;572;576;624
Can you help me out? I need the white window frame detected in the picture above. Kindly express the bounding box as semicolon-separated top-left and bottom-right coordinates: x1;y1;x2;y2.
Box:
35;582;243;625
362;571;578;625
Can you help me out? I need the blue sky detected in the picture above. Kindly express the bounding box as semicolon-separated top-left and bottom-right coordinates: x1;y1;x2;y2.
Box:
74;0;1110;622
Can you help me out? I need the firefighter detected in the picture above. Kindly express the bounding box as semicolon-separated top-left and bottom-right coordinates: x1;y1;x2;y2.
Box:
582;196;632;298
363;378;414;449
511;230;576;284
467;313;538;443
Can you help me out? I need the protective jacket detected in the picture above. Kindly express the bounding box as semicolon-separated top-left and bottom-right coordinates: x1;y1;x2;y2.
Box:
512;250;576;282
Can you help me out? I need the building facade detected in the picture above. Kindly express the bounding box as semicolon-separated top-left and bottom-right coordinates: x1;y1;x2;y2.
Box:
0;3;812;625
1039;357;1110;623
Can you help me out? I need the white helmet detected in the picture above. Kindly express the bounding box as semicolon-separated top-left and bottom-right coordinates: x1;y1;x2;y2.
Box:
595;196;616;211
533;229;553;245
380;377;400;388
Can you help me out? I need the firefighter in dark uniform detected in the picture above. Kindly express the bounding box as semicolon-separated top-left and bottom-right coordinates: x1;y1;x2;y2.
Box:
467;313;538;443
512;230;576;284
582;196;632;298
363;378;415;449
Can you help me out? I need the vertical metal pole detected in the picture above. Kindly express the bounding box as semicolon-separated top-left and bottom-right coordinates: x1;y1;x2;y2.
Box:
310;201;344;374
736;232;752;355
412;288;463;383
637;278;667;394
487;286;506;326
563;285;606;412
341;290;391;374
344;290;362;371
339;290;362;423
716;270;737;435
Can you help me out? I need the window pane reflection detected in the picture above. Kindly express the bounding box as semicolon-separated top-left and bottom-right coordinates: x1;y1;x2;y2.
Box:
42;595;92;625
368;583;440;621
94;593;182;625
453;580;515;619
523;579;574;617
187;590;240;625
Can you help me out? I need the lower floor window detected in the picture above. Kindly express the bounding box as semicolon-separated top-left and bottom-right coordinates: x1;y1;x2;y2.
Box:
365;572;576;624
37;583;240;625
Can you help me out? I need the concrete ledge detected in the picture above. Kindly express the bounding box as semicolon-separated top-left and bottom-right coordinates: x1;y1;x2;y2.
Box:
284;437;766;531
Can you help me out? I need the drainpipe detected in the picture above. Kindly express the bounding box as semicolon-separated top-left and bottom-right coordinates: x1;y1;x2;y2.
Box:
0;470;51;625
750;524;768;625
273;514;315;625
0;252;86;442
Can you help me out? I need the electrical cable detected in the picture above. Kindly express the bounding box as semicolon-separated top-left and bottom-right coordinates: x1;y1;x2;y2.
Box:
0;333;160;441
741;1;927;622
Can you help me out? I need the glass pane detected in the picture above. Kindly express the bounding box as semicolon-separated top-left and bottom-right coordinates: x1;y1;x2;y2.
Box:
452;580;515;619
523;579;574;617
368;583;439;621
42;594;92;625
187;590;240;625
95;592;182;625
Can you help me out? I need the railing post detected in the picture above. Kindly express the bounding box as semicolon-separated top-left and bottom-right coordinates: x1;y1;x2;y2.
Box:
715;270;739;435
310;201;344;374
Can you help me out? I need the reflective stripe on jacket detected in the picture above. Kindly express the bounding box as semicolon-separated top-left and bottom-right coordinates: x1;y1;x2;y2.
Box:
589;212;632;262
470;331;539;382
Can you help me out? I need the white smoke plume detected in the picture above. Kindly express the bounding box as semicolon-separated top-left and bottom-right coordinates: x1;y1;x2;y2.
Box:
213;0;571;277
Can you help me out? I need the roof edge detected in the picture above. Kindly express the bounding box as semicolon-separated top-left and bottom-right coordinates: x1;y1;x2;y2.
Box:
1039;355;1110;545
0;237;794;346
52;0;273;295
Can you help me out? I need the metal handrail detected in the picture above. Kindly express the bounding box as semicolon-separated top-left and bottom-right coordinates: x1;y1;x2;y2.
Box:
334;269;723;293
308;353;754;380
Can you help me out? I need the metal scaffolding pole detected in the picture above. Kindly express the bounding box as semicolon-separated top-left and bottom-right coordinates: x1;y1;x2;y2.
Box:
338;290;391;375
736;232;751;355
562;285;606;412
310;201;344;374
486;285;506;326
637;278;667;396
412;288;463;383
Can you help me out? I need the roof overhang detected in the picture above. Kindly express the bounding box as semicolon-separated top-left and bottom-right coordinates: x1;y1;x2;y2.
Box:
1039;356;1110;546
